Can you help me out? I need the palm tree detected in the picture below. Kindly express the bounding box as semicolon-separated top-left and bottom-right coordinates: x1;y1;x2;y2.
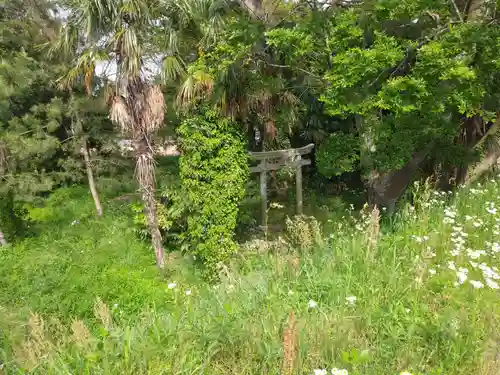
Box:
50;0;231;268
50;0;171;268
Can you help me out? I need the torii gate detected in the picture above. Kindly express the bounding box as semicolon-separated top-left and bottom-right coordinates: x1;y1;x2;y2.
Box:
249;144;314;228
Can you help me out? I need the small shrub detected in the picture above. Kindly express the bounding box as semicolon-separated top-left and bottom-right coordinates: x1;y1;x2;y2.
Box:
131;177;189;244
177;108;249;279
285;215;323;253
0;191;30;242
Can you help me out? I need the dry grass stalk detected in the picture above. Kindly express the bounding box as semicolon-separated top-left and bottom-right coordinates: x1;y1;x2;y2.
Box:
366;205;380;259
281;311;297;375
285;215;322;253
71;319;92;348
479;337;500;375
94;297;112;330
14;313;53;370
287;255;300;276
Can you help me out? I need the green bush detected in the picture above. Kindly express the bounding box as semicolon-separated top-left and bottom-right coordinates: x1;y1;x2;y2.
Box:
177;109;249;279
0;191;30;242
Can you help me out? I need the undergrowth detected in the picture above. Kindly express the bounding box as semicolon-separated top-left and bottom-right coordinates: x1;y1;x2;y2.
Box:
1;178;500;374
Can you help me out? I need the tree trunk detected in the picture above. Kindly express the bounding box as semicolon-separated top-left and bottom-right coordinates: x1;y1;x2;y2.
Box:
368;150;429;213
240;0;263;18
467;146;500;184
135;137;165;269
0;231;7;246
467;0;486;21
81;139;103;216
460;115;500;184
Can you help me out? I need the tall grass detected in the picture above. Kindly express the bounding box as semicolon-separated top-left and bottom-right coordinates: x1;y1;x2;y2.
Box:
1;178;500;374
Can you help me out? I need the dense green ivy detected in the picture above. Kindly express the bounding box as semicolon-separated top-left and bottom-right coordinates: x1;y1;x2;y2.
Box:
177;109;248;279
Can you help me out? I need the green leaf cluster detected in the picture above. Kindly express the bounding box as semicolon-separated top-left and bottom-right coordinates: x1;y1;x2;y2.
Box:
177;109;249;279
317;133;360;177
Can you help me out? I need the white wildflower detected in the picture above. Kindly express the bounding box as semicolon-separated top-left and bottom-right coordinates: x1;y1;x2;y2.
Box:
470;280;484;289
167;282;177;289
308;299;318;309
331;369;348;375
270;202;284;209
428;269;436;275
465;215;473;221
443;217;455;224
185;289;192;296
491;243;500;253
448;261;457;270
288;290;294;295
479;264;500;280
456;270;468;284
486;278;499;289
488;207;497;215
467;249;485;260
345;296;357;306
444;208;456;217
314;369;327;375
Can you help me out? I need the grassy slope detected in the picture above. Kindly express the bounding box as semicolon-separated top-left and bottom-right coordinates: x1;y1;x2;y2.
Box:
1;180;500;374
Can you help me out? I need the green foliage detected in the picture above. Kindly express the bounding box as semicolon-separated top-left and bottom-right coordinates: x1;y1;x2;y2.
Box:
0;191;30;241
317;133;360;177
0;187;168;321
177;109;248;279
131;167;189;243
3;179;500;374
263;0;500;180
0;1;119;204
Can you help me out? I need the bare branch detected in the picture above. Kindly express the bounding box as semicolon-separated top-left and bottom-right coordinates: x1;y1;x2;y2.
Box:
449;0;464;22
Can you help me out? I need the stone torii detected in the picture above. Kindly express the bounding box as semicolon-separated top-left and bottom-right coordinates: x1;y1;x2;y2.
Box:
249;144;314;228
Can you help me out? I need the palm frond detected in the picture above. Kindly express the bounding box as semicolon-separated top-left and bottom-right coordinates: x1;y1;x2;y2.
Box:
143;85;165;133
110;95;133;134
121;27;142;77
176;69;214;108
41;22;78;59
281;91;299;106
162;55;186;83
57;47;108;91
